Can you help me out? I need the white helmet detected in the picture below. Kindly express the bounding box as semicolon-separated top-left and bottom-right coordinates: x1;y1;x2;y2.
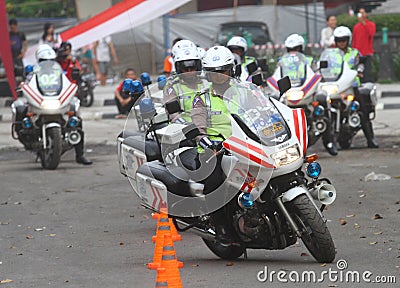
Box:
171;40;201;73
227;36;248;53
197;47;206;59
284;33;305;50
333;26;352;44
202;46;234;72
35;44;56;62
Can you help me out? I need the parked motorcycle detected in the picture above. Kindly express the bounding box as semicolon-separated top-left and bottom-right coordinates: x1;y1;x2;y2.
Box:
117;72;336;263
11;60;82;170
77;67;96;107
266;52;335;150
317;48;376;149
74;48;97;107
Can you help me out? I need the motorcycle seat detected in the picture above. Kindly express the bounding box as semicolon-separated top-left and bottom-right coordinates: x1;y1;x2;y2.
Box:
123;136;162;162
118;130;142;139
358;82;374;95
137;161;192;197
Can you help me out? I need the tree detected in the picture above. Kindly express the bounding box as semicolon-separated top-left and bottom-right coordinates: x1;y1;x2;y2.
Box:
6;0;77;18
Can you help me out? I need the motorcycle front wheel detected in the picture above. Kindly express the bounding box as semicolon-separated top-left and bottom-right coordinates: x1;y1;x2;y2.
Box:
202;238;245;260
40;126;62;170
288;195;335;263
80;87;94;107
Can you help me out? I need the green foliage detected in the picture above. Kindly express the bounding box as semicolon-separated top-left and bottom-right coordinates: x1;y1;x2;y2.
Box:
6;0;77;18
336;13;400;32
393;53;400;81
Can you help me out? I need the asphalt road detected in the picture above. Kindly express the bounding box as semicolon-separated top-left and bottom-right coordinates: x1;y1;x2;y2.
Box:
0;132;399;288
1;98;400;288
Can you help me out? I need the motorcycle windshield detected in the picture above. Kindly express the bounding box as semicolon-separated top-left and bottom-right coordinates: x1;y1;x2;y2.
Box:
35;61;63;96
319;48;344;82
280;52;309;87
161;71;290;146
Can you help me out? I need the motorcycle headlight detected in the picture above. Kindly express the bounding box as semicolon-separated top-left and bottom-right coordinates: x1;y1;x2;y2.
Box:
321;84;339;95
41;99;61;110
286;90;304;101
271;144;301;167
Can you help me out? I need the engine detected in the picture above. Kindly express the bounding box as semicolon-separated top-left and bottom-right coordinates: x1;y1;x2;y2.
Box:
233;204;297;249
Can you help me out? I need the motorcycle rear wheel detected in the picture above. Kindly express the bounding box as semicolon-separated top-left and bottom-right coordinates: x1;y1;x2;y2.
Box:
202;238;245;260
40;127;62;170
288;195;335;263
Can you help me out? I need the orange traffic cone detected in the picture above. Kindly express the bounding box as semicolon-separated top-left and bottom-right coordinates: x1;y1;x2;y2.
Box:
148;211;181;269
157;233;183;288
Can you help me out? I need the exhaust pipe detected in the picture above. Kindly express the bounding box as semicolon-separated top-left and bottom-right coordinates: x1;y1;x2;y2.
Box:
67;131;81;145
175;219;216;241
310;183;337;205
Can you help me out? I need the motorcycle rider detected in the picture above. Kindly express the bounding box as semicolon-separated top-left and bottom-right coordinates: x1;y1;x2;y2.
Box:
333;26;378;148
226;36;257;81
51;43;92;164
57;41;82;83
190;46;240;244
283;33;316;71
163;39;206;123
282;34;339;155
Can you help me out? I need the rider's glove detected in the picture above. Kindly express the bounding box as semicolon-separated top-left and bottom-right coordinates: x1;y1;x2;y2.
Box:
200;136;215;150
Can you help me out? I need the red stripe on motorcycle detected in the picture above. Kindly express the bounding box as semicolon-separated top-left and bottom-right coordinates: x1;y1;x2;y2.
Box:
302;74;321;95
229;136;268;158
58;83;75;101
150;185;158;209
60;84;77;105
154;187;166;210
293;109;301;146
223;142;276;169
267;77;279;90
300;109;307;155
22;83;42;105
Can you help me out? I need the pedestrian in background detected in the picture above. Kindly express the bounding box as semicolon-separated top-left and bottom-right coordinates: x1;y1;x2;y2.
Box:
352;8;376;83
39;22;62;51
163;37;182;77
9;18;28;84
114;68;138;118
93;36;119;86
320;15;337;49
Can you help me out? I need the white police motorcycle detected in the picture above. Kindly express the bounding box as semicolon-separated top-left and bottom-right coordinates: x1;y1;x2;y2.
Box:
11;60;82;170
118;72;337;263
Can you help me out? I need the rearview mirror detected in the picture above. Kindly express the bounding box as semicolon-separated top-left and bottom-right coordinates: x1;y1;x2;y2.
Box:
251;73;264;86
319;60;328;69
246;62;258;75
182;123;201;140
278;76;291;97
165;100;182;115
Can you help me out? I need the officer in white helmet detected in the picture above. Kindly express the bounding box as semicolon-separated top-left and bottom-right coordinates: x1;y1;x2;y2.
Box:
226;36;257;82
190;46;239;245
283;33;316;70
163;39;208;123
333;26;378;148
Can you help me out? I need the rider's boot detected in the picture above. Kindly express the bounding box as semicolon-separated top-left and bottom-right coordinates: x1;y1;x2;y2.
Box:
362;120;379;148
75;131;92;165
322;126;338;156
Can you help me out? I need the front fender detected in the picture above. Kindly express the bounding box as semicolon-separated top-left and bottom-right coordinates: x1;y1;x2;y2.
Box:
45;122;62;129
281;186;307;203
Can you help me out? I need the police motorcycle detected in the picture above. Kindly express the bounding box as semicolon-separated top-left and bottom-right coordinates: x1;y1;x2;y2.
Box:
266;52;336;150
118;71;337;262
11;46;82;170
317;48;376;149
72;48;96;107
